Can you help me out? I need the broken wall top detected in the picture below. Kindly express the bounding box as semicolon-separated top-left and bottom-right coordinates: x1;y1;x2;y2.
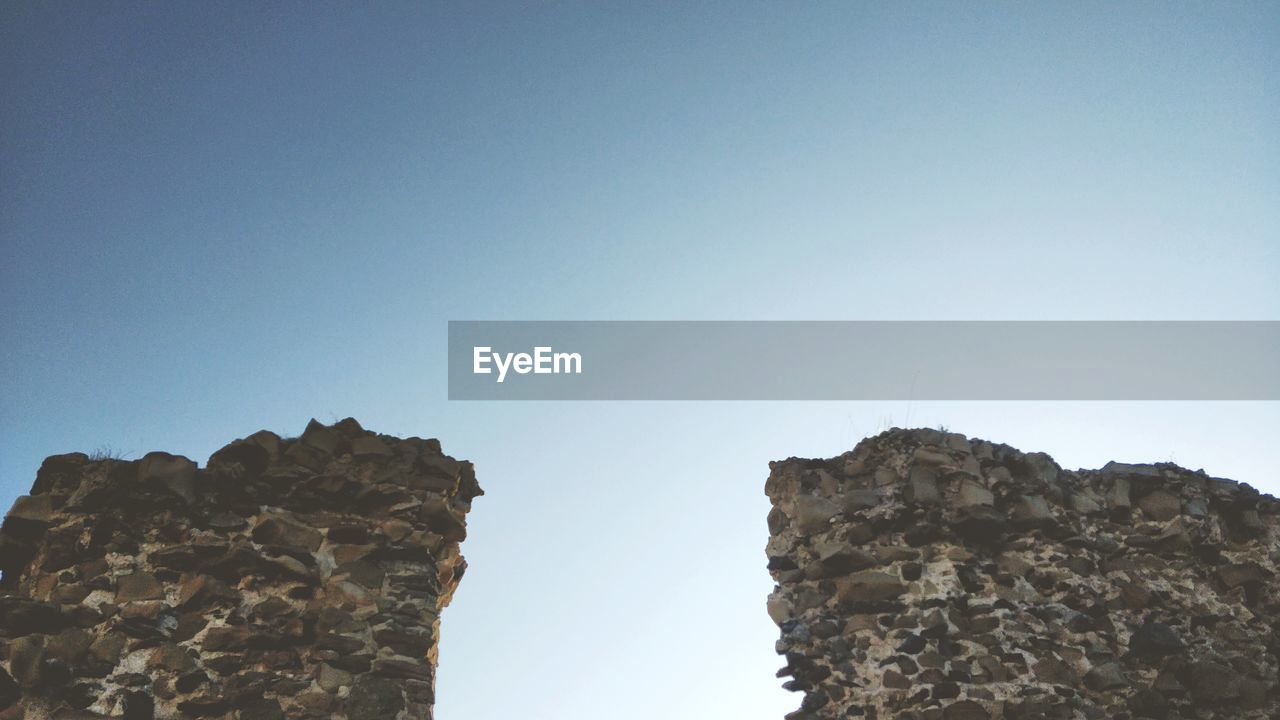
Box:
766;428;1279;720
0;418;481;719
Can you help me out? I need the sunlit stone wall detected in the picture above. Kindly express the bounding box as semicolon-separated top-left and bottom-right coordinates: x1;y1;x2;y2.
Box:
0;418;481;719
766;428;1278;720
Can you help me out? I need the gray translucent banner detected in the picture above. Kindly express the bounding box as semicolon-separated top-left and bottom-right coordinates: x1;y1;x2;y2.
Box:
447;321;1280;400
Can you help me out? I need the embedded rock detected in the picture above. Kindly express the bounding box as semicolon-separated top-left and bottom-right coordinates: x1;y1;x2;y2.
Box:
766;428;1279;719
0;418;481;719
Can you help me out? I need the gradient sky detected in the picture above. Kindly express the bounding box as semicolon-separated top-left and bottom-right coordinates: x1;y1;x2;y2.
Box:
2;3;1278;719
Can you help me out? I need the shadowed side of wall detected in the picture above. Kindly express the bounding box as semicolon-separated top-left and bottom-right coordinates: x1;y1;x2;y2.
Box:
0;418;481;719
765;428;1279;720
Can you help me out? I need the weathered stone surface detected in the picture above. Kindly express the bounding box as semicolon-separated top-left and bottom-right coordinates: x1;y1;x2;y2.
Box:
1085;661;1129;690
811;542;877;577
942;700;990;720
954;479;994;508
766;428;1279;720
0;667;17;712
373;658;432;680
792;495;840;534
0;418;480;719
43;627;92;666
1129;619;1185;659
6;635;44;688
1138;489;1182;521
1009;494;1053;527
316;662;353;692
147;643;196;674
1217;561;1270;588
175;573;235;609
1128;687;1169;718
905;465;942;506
114;571;163;602
351;435;393;457
835;571;906;604
251;511;323;551
5;495;54;525
346;676;406;717
137;452;198;504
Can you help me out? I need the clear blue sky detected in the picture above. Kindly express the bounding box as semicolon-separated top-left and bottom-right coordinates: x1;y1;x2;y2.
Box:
2;3;1277;718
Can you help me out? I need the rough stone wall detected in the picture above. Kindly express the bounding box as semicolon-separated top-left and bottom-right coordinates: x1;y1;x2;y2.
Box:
765;428;1279;720
0;418;481;719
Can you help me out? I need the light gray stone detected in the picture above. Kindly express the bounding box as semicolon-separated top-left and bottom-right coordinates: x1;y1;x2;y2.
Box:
792;495;839;534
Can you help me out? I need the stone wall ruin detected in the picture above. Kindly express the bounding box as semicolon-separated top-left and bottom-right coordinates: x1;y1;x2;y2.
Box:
0;418;481;719
765;428;1279;720
5;420;1277;719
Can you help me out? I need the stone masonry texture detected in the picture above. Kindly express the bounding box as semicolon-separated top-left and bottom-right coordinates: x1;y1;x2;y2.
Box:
765;428;1279;720
0;418;482;719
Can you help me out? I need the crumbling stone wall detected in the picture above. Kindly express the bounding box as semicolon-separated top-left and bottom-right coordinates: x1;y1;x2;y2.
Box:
765;428;1279;720
0;418;481;719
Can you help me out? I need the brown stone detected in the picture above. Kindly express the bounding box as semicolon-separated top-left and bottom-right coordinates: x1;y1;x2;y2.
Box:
1084;661;1128;691
148;642;196;673
331;544;375;565
941;700;990;720
316;633;366;654
906;465;942;506
1107;477;1132;510
115;571;164;602
176;573;235;609
316;662;353;692
208;437;271;477
252;513;323;552
0;667;17;712
340;560;385;588
812;542;878;577
137;452;199;504
43;627;93;665
1009;495;1053;527
883;669;911;688
7;635;45;688
173;612;209;642
201;625;254;652
955;479;994;508
841;489;882;512
836;571;907;604
351;436;393;457
346;676;405;717
1189;661;1240;704
373;658;431;680
373;628;433;657
1137;490;1182;522
419;499;468;542
6;495;54;525
88;631;127;666
251;597;295;620
51;582;91;605
1217;562;1270;588
1032;657;1075;685
177;695;230;716
294;419;339;452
